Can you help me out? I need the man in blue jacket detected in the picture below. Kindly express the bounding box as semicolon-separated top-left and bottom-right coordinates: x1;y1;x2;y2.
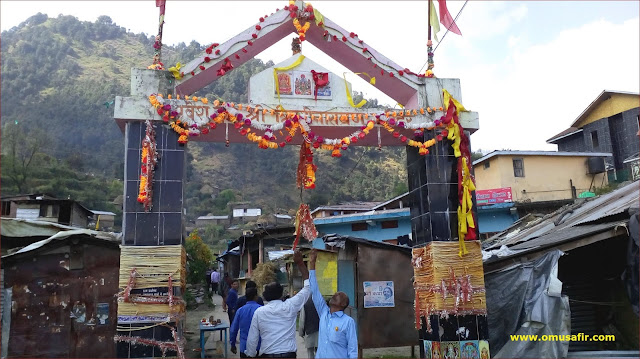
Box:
309;249;358;358
230;287;262;357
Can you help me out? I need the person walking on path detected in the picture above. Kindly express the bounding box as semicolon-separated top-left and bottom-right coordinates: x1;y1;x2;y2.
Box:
298;296;320;359
226;279;239;324
210;268;220;296
230;287;262;358
244;250;310;358
235;280;264;311
308;249;358;358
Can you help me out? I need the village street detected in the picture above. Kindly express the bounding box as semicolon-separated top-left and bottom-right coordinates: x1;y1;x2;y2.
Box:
185;290;416;358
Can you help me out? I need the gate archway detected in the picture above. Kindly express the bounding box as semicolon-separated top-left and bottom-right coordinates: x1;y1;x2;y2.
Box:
113;1;487;358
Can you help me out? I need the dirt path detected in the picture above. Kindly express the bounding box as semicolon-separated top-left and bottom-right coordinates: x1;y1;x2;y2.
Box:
182;290;416;358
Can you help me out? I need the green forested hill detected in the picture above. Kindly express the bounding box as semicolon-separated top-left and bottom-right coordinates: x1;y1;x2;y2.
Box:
0;13;407;225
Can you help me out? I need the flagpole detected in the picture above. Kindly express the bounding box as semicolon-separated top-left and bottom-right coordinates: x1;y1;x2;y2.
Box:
427;0;432;41
153;0;166;68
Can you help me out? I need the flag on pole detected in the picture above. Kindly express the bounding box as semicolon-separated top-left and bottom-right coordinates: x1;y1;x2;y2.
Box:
156;0;166;14
438;0;462;35
429;0;441;42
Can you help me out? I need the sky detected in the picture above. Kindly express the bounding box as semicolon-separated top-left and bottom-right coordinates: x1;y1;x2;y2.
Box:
1;1;639;153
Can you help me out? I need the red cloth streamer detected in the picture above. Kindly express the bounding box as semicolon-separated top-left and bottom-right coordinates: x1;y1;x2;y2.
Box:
310;70;329;101
438;0;462;35
293;204;318;250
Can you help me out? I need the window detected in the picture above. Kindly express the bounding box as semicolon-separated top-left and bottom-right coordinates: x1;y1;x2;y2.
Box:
381;220;399;229
483;161;490;169
1;201;10;216
591;131;599;148
513;158;524;177
351;222;368;231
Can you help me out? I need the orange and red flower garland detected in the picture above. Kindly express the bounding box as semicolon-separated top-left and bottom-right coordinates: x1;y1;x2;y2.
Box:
137;120;158;211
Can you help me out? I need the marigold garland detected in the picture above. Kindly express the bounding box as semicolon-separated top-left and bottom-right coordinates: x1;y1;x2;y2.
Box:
137;120;158;211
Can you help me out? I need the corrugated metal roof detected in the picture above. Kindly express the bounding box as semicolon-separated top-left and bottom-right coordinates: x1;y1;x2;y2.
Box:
472;150;612;166
310;201;383;214
197;215;229;220
484;180;639;250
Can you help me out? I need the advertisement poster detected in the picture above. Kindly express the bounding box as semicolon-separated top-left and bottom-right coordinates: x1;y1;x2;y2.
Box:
475;187;512;206
363;281;395;308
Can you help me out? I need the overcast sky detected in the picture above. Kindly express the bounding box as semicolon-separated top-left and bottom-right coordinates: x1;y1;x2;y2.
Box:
2;1;638;152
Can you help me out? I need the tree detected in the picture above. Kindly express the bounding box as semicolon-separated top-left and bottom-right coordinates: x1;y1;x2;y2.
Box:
184;229;214;284
1;123;46;193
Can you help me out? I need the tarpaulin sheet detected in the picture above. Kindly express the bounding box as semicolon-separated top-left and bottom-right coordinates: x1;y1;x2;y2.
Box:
485;250;571;358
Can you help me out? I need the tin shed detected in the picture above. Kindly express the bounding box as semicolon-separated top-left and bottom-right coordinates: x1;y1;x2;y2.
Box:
323;234;418;356
1;225;120;358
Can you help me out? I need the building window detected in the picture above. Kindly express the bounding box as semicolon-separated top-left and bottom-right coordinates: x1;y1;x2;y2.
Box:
483;161;490;169
591;131;599;148
1;201;10;216
513;158;524;177
381;220;399;229
351;222;368;231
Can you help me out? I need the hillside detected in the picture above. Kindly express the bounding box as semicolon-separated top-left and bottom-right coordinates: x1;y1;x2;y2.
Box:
0;13;408;225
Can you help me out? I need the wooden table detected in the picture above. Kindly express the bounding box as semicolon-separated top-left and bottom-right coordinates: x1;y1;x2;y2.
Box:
199;322;229;358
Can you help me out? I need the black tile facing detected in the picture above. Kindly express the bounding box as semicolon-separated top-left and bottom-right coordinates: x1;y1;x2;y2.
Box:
430;212;452;241
161;212;183;245
157;181;183;213
123;212;136;244
457;315;479;340
125;148;141;181
477;315;489;340
439;315;460;341
157;150;185;181
134;212;160;245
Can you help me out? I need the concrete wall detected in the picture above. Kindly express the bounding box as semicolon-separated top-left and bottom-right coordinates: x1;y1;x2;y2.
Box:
474;155;608;202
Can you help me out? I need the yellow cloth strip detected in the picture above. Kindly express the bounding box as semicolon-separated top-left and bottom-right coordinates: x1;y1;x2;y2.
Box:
354;72;376;85
443;89;467;113
457;157;476;257
343;73;366;108
274;55;306;102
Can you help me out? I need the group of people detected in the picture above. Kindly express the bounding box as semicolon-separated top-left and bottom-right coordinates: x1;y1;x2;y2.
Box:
224;249;357;358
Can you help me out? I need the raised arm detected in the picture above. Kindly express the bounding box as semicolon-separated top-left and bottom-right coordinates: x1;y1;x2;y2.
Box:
283;250;311;312
308;249;328;315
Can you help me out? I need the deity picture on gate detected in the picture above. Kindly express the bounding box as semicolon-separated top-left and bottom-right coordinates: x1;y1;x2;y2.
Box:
277;73;292;95
294;73;312;95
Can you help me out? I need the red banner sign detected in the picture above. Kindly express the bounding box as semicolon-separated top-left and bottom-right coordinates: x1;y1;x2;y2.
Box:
475;187;512;205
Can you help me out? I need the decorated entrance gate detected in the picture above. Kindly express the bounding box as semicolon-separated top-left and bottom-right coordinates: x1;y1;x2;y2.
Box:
113;1;488;358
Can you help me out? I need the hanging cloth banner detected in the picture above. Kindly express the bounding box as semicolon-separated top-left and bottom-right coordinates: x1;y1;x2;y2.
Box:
274;55;306;101
310;70;329;101
343;73;367;108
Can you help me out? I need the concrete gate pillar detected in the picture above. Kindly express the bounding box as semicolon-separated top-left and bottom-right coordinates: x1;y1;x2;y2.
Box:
407;79;490;358
114;69;186;358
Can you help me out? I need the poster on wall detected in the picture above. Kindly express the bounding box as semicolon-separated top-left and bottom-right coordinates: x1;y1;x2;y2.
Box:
363;281;395;308
275;71;332;99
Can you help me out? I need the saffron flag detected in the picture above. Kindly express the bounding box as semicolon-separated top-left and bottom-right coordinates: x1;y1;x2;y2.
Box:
438;0;462;35
429;0;441;42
